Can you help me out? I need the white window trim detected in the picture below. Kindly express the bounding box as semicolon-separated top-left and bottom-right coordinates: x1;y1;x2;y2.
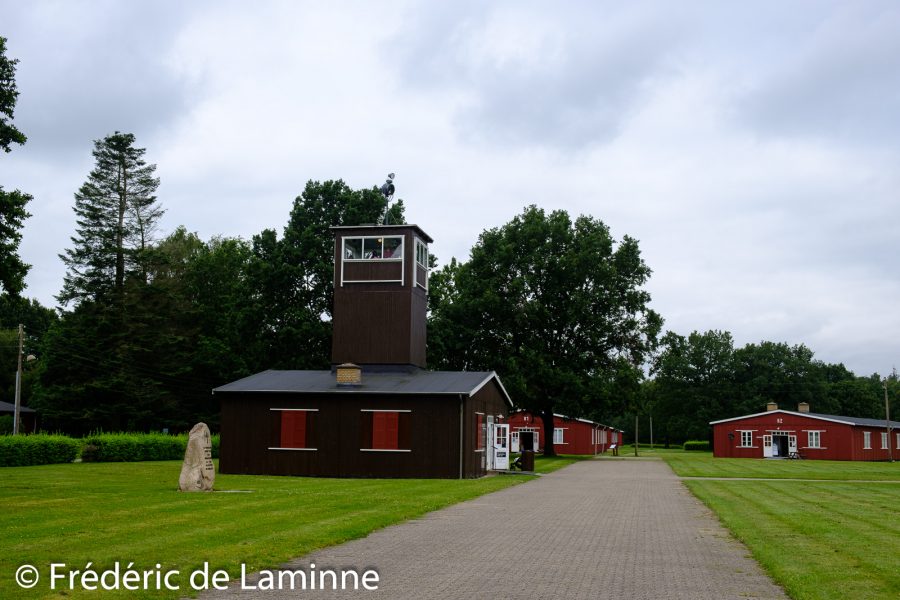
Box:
896;432;900;450
737;430;756;448
360;409;412;413
340;235;405;287
414;237;429;292
360;448;412;453
270;408;319;412
863;431;872;449
880;432;889;449
268;447;318;451
806;430;823;449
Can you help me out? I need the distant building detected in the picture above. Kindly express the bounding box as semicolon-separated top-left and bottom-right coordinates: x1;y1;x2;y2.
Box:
216;224;513;478
505;410;622;455
710;402;899;461
0;400;37;433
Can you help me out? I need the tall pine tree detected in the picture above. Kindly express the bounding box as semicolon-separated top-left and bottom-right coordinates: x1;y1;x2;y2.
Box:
0;36;32;296
59;132;162;305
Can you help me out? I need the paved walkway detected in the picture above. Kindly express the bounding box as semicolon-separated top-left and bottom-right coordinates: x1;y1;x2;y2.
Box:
205;460;786;599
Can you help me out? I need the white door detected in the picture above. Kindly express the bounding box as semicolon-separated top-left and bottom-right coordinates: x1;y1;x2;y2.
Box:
492;424;509;470
510;430;520;453
789;435;797;455
763;435;773;458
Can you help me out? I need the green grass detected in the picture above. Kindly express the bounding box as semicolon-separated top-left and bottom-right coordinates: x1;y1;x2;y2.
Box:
658;449;900;481
639;449;900;599
527;453;593;473
0;460;532;599
686;480;900;600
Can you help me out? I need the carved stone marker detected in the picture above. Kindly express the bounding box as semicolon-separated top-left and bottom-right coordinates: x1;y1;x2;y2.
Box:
179;422;215;492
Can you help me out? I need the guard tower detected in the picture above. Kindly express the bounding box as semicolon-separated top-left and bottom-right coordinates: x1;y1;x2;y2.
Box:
331;224;432;369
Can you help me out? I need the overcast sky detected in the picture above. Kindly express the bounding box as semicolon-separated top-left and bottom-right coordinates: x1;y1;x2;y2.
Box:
2;1;898;376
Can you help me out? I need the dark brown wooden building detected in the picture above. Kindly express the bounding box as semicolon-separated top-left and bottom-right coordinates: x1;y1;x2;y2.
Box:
216;223;513;478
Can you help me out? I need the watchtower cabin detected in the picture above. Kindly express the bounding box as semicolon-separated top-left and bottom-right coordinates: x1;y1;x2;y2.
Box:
216;223;513;478
332;225;430;369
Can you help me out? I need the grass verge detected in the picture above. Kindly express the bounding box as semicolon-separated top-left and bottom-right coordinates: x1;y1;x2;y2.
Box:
643;449;900;599
0;460;532;599
686;479;900;600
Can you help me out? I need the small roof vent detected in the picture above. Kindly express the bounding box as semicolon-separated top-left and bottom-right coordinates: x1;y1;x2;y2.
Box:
336;363;362;387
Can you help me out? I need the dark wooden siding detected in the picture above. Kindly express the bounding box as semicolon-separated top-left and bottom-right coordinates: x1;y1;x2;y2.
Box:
462;380;510;478
219;392;462;478
332;226;427;368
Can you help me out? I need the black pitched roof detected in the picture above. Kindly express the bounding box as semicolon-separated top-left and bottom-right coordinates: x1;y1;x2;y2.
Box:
0;400;35;413
213;369;513;407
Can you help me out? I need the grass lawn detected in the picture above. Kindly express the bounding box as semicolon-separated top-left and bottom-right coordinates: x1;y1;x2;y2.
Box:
638;448;900;600
0;460;535;599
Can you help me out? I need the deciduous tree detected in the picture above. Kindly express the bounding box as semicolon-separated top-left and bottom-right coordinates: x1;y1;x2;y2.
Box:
429;205;662;455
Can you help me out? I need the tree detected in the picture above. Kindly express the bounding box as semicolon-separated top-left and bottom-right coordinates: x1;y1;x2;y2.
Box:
0;37;26;153
0;37;32;295
248;180;403;369
429;205;662;455
59;132;162;305
652;330;736;444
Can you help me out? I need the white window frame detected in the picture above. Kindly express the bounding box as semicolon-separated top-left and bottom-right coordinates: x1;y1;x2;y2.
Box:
340;235;405;286
414;237;429;291
863;431;871;449
806;430;822;449
268;408;319;451
738;430;754;448
553;428;565;445
881;432;888;449
896;432;899;450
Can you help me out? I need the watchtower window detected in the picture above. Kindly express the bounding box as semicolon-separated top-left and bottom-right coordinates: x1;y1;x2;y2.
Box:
343;236;403;261
415;238;428;267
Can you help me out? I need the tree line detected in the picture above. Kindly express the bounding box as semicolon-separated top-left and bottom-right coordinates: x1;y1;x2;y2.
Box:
1;37;895;444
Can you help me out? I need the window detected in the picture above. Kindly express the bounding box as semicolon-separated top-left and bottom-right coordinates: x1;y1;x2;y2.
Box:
269;408;317;450
553;428;565;444
881;432;888;449
360;410;411;451
343;236;403;260
896;432;899;450
739;431;753;447
807;431;821;448
863;431;871;449
601;429;607;444
475;413;485;451
415;238;428;268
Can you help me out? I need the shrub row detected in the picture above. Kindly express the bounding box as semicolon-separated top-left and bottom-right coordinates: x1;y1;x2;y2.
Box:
0;434;82;467
0;432;220;466
81;433;221;462
683;440;711;451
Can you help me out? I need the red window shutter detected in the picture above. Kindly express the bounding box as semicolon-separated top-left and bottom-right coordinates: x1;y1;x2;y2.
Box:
372;412;399;450
476;414;484;450
280;411;307;448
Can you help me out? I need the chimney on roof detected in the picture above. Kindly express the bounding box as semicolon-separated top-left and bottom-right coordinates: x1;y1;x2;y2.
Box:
798;402;810;413
766;402;778;412
336;363;362;387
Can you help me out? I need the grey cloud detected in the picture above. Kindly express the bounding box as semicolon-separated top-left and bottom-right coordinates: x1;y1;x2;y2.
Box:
738;5;900;143
388;2;686;149
4;1;197;157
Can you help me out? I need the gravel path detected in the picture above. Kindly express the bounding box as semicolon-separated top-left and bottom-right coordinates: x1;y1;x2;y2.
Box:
202;459;787;599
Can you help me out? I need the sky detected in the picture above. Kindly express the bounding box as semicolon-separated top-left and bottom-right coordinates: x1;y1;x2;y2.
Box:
2;0;898;377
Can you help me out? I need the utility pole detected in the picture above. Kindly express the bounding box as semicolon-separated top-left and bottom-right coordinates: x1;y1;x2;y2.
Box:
634;414;639;457
13;323;23;435
884;378;894;463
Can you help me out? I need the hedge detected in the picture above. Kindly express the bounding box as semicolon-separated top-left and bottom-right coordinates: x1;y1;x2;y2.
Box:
81;432;221;462
0;434;82;466
683;440;711;451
